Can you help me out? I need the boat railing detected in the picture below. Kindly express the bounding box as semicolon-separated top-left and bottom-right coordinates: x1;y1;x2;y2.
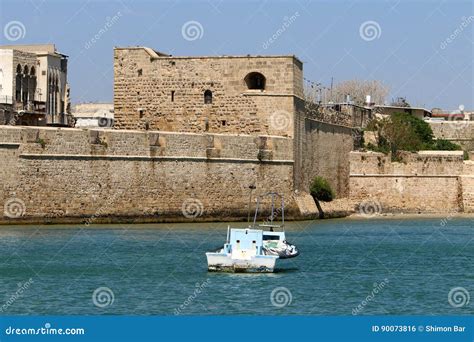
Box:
252;192;285;231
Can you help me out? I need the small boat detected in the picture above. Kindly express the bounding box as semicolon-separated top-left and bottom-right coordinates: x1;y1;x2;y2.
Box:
206;192;299;273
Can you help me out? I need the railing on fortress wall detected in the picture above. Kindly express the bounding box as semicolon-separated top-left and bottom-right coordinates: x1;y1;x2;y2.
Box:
304;102;353;127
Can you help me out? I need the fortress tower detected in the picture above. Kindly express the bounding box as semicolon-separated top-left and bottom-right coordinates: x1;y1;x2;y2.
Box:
113;47;303;137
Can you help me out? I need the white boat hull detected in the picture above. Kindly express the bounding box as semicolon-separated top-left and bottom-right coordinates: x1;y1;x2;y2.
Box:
206;252;278;273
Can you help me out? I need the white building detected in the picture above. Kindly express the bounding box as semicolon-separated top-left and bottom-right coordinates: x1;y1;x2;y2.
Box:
0;44;72;126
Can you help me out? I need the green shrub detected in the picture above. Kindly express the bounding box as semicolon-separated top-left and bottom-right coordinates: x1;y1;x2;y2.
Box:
365;113;463;158
310;176;334;202
36;138;46;149
429;139;461;151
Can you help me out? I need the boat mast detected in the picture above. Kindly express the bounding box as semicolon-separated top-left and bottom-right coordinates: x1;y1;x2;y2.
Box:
281;196;285;230
252;197;260;228
270;192;275;226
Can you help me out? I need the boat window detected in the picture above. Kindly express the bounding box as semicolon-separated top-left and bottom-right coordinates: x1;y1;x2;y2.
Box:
263;235;280;240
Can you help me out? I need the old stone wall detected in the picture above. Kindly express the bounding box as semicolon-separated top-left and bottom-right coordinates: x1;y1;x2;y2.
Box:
294;99;354;198
429;121;474;151
0;126;297;224
113;47;302;137
349;151;473;213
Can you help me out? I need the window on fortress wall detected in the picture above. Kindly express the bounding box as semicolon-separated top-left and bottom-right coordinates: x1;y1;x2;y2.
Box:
204;90;212;104
244;72;266;90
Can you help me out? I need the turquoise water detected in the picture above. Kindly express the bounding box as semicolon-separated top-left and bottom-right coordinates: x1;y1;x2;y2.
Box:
0;218;472;315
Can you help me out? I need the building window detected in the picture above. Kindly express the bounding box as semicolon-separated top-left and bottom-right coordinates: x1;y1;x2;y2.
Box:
204;90;212;104
15;64;22;101
244;72;266;90
137;69;142;76
171;91;175;102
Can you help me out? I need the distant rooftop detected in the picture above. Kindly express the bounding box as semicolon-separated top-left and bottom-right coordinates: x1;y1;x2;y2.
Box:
0;43;66;57
374;105;431;113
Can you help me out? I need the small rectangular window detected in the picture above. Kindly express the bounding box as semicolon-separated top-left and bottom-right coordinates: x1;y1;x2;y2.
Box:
171;91;175;102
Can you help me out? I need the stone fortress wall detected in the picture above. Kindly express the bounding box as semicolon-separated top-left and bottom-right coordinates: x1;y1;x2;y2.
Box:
429;121;474;151
1;47;358;224
1;46;472;224
0;126;297;223
349;151;474;213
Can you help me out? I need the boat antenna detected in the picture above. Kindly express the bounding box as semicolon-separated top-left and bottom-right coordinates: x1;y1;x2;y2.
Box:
281;196;285;230
247;184;256;224
270;192;275;226
252;196;260;228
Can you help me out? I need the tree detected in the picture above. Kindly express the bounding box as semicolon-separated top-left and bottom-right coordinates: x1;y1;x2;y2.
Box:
365;112;461;158
309;177;334;202
390;97;411;107
330;80;389;105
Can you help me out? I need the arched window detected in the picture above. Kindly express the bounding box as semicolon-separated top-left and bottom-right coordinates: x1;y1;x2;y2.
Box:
29;67;37;102
22;66;29;104
15;65;22;101
204;90;212;104
244;72;265;90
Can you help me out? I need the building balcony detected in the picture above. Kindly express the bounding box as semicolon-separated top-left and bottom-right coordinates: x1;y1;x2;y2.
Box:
14;100;47;114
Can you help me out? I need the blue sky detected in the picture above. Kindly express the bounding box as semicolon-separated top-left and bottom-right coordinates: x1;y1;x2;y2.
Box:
1;0;473;109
